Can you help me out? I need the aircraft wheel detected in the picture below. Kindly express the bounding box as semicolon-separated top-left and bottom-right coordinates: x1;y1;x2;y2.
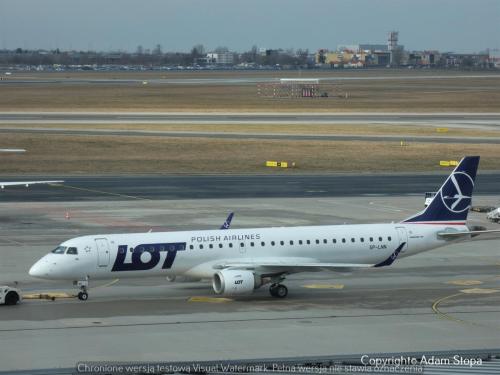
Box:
5;292;19;305
78;291;88;301
269;284;288;298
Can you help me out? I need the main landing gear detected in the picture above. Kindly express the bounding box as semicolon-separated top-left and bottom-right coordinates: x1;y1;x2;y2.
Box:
269;283;288;298
74;278;89;301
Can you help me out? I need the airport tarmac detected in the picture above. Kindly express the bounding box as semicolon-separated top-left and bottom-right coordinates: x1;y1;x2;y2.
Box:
1;112;500;128
0;193;499;372
1;173;500;201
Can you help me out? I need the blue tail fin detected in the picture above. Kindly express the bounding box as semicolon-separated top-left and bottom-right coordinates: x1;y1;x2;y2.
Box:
220;212;234;230
402;156;480;224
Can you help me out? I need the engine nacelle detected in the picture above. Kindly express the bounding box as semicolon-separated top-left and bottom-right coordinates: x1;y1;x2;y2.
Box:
212;269;258;296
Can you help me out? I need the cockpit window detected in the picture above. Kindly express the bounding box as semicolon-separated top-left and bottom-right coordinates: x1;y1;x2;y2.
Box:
67;247;78;255
51;246;67;254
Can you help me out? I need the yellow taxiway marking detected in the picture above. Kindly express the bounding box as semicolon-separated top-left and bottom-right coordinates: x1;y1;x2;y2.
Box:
446;279;483;286
188;296;233;303
91;278;119;289
460;288;500;294
303;284;344;289
23;292;74;300
58;184;151;201
431;293;469;324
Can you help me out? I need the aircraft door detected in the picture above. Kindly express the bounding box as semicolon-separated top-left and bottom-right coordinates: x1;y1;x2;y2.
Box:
396;227;409;252
95;238;110;267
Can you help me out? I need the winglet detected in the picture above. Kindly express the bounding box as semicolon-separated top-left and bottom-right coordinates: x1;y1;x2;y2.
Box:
374;243;405;268
220;212;234;230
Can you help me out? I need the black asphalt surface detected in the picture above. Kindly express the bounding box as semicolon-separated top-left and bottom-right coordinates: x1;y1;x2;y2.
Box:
0;173;498;202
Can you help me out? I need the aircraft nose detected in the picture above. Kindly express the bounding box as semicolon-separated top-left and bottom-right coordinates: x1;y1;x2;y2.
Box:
29;260;50;278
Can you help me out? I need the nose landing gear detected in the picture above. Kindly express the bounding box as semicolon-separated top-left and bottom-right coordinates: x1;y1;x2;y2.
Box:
74;278;89;301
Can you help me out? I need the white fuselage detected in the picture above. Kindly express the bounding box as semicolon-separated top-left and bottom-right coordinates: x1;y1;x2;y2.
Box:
29;223;464;281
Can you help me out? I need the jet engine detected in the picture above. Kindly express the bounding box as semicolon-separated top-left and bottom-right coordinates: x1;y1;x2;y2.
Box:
212;269;258;296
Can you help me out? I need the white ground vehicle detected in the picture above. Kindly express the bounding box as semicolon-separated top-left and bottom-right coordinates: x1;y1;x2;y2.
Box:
0;286;22;305
486;208;500;223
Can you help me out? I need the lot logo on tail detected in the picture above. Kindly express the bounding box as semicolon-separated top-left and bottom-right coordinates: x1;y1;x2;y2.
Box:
440;172;474;213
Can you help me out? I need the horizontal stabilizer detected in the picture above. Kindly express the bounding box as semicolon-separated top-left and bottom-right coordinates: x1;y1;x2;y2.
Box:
437;229;500;239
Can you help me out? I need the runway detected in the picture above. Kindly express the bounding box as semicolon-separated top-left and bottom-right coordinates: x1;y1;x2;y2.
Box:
2;126;500;144
2;73;500;85
0;195;499;372
1;173;500;201
1;112;500;127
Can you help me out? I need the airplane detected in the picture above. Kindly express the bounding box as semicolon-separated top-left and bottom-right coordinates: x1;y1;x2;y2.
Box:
1;148;64;188
29;156;500;301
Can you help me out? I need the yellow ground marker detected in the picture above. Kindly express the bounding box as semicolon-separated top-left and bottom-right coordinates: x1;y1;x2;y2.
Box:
303;284;344;289
459;288;499;294
446;279;483;286
23;292;74;300
188;296;233;303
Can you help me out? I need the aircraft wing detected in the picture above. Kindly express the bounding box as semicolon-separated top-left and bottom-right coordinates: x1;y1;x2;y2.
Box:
0;180;64;188
213;258;374;273
213;243;405;273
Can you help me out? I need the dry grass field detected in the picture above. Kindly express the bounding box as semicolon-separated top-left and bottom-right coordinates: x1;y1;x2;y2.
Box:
1;70;499;174
1;133;499;174
1;70;499;112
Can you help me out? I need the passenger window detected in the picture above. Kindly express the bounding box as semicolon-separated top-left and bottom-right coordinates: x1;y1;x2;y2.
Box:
388;236;392;241
333;239;337;244
306;240;311;245
219;244;223;249
315;239;320;244
67;247;78;255
280;241;284;246
209;244;213;249
379;237;383;242
342;238;346;243
299;240;303;245
323;239;327;244
271;241;275;246
360;238;364;242
370;237;373;242
351;238;355;243
261;241;265;246
240;242;245;247
189;245;194;250
130;247;134;252
290;240;294;245
229;243;233;248
251;242;254;247
199;244;204;249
